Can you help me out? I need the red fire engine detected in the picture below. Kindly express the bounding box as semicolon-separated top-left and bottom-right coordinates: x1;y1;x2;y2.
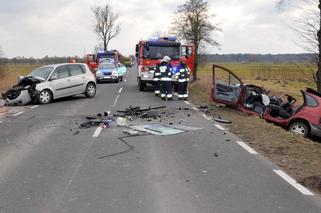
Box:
135;36;194;91
86;50;120;72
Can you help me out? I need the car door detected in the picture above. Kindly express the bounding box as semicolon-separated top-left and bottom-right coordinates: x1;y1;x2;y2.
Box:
67;64;87;94
49;65;72;98
212;65;244;107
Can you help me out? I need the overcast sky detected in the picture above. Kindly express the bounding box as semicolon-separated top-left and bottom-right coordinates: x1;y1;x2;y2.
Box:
0;0;309;58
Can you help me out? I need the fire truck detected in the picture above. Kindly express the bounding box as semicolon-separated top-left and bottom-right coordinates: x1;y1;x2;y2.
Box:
135;36;194;91
86;50;120;71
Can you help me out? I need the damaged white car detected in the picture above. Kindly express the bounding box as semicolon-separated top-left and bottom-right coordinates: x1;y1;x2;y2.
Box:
2;63;97;105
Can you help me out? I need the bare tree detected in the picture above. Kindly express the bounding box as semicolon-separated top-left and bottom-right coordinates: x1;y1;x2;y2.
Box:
171;0;220;81
92;3;121;51
278;0;321;92
0;46;6;79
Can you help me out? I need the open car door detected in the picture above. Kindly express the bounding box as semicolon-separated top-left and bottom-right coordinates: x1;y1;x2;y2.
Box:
212;65;244;107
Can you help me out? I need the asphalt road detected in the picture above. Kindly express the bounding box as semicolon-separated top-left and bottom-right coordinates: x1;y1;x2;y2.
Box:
0;67;321;213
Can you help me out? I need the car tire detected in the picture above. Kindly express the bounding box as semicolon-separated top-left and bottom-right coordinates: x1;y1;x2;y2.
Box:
85;83;96;98
138;78;145;91
38;89;52;104
289;122;309;137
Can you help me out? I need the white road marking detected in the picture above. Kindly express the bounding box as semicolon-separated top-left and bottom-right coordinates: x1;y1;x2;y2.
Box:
184;101;191;105
274;170;314;196
92;126;103;138
112;94;120;107
30;105;39;109
118;87;123;94
0;121;3;124
124;79;127;82
236;141;258;155
201;114;212;121
192;107;199;111
214;124;225;131
13;111;24;117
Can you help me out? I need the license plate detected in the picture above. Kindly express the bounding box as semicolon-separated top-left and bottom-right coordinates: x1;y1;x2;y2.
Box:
104;76;111;79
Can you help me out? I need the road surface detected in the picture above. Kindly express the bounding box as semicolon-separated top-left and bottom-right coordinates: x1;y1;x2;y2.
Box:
0;67;321;213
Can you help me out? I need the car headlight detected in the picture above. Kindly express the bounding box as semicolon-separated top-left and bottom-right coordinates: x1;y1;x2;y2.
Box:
112;70;118;76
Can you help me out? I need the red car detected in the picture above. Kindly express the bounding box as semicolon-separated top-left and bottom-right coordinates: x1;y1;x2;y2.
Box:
211;64;321;138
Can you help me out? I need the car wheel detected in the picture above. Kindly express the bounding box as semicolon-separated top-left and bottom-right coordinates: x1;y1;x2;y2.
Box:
38;89;52;104
289;122;309;137
85;83;96;98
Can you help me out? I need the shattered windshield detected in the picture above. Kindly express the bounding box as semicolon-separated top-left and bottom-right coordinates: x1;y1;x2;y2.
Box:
143;45;180;60
28;66;54;80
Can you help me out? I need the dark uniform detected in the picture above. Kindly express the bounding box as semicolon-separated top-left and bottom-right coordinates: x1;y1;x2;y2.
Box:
160;61;173;100
153;63;161;96
177;62;190;100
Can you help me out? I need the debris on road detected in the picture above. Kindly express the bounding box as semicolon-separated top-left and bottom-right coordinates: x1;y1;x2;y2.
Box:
2;76;42;106
212;116;232;124
79;114;114;129
130;123;185;136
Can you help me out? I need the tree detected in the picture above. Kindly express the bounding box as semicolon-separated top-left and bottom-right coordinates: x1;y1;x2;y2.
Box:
278;0;321;92
0;46;6;79
92;3;121;51
171;0;220;81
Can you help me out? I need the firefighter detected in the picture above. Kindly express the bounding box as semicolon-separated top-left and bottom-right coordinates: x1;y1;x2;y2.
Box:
177;59;190;100
153;61;161;96
159;56;173;100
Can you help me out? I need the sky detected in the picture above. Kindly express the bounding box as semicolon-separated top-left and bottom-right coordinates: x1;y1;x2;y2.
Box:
0;0;311;58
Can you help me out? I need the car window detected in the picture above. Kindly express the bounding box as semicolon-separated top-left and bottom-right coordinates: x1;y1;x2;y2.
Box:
99;63;115;69
69;64;85;76
305;94;319;107
53;65;69;79
28;66;54;80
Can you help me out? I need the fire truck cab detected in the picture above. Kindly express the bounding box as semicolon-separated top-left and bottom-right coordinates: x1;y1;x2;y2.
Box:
135;36;194;91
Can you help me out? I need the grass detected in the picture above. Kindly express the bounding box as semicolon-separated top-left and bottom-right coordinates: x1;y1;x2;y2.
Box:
189;62;321;195
0;64;41;94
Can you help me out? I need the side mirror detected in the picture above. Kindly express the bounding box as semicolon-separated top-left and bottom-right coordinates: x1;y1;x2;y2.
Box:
18;75;24;82
49;76;58;81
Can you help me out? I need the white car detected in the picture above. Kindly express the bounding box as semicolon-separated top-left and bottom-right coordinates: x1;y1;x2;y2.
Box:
27;63;97;104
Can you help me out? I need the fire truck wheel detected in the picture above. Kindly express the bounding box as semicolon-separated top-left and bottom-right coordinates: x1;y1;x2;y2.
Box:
138;79;146;91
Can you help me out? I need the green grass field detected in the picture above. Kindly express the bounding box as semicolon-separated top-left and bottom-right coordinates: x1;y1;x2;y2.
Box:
0;64;41;93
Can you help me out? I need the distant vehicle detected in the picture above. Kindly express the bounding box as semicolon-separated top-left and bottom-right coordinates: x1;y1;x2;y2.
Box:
96;63;119;83
27;63;96;104
211;64;321;138
135;36;194;91
86;50;121;71
116;63;127;81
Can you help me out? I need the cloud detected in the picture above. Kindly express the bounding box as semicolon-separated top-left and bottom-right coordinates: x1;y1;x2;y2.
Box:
0;0;312;57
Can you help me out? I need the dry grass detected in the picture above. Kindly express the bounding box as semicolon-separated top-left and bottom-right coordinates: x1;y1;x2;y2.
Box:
189;64;321;195
0;64;41;94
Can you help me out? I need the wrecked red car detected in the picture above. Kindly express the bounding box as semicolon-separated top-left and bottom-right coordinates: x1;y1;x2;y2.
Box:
211;64;321;138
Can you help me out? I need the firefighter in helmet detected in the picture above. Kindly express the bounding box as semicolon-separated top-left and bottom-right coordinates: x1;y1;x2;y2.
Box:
159;56;173;100
177;57;190;100
153;61;161;96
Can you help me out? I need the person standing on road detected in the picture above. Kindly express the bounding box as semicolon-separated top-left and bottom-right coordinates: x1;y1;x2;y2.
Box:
153;61;161;96
177;59;190;100
160;56;173;100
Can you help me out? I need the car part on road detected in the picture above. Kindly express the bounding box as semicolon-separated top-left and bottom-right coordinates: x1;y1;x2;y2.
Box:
130;123;185;136
212;116;232;124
